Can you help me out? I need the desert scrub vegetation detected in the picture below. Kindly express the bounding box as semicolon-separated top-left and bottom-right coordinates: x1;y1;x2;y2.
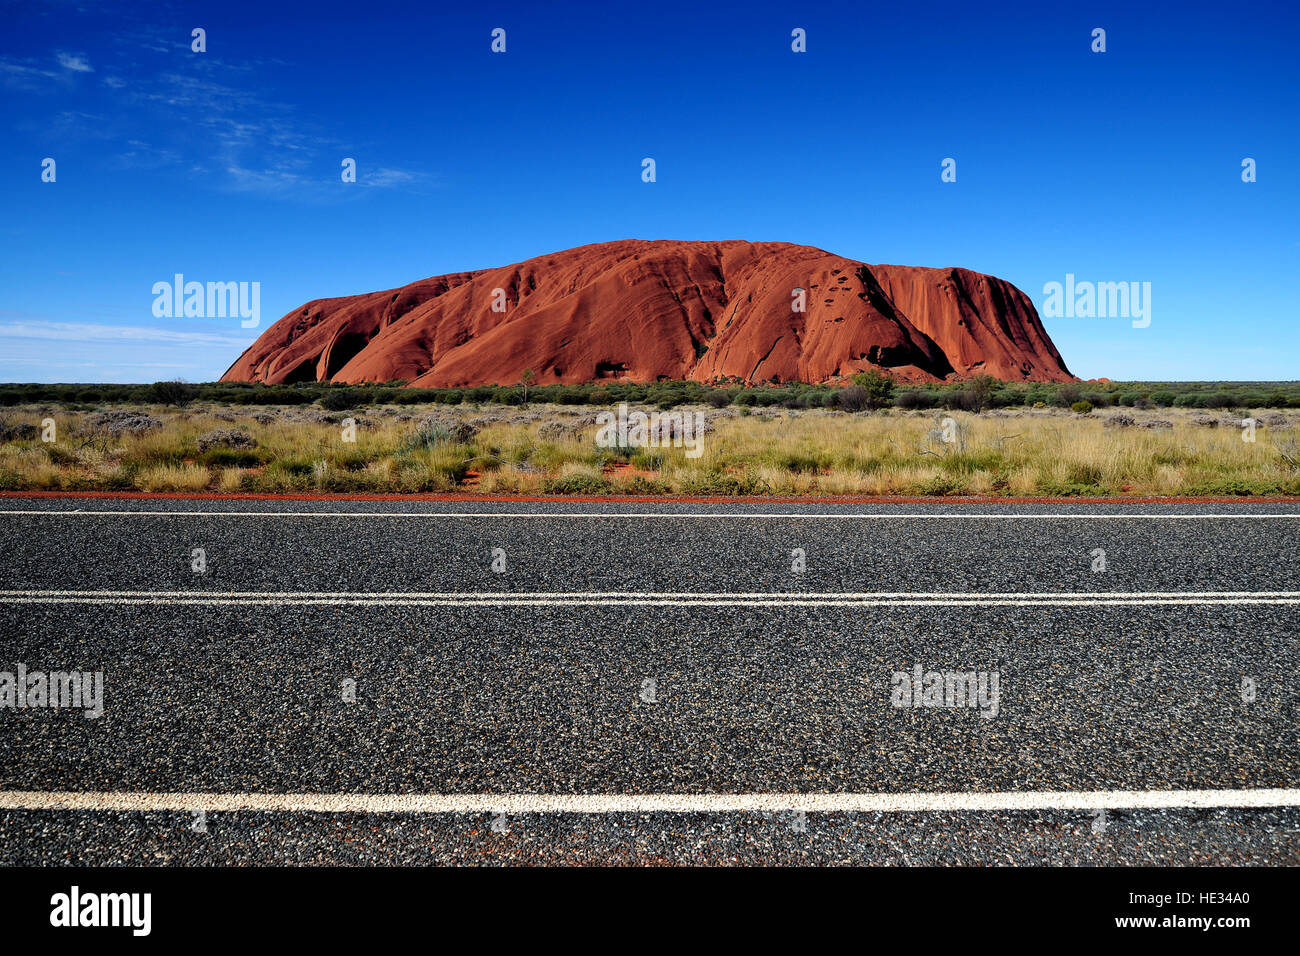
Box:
5;377;1300;413
0;402;1298;496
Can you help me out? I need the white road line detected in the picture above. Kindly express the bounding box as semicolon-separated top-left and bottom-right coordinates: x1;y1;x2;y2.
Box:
1;599;1293;607
2;789;1298;814
5;589;1298;598
1;509;1298;520
0;589;1297;607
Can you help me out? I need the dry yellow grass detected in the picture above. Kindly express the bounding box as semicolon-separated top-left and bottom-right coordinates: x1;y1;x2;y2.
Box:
217;467;247;493
137;463;211;492
0;403;1296;496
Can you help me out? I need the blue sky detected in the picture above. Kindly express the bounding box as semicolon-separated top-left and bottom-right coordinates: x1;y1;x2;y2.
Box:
1;0;1296;383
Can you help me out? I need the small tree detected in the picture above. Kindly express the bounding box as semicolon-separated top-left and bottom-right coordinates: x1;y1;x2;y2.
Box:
963;374;999;412
519;368;536;405
148;379;197;407
850;369;896;409
319;389;356;411
838;386;870;412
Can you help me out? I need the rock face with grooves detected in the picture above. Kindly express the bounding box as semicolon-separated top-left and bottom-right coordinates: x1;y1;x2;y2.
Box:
221;240;1073;387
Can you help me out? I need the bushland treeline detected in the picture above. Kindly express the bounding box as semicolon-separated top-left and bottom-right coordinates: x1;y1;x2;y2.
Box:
2;376;1299;412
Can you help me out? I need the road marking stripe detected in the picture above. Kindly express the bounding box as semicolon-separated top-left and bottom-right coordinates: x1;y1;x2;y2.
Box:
1;509;1298;520
1;599;1291;607
2;789;1298;813
4;589;1296;598
0;590;1297;607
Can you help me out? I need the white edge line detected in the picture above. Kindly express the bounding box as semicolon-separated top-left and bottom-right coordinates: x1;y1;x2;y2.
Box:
4;589;1297;599
2;597;1299;607
2;789;1298;814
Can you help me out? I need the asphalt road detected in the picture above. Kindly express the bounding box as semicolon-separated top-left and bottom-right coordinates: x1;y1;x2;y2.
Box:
0;497;1298;865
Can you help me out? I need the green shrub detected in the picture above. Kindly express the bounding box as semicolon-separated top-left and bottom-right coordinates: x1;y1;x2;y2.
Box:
198;448;262;468
838;386;871;412
777;452;828;473
147;379;197;406
1037;481;1105;497
542;472;612;495
403;419;476;450
678;471;769;496
956;375;999;411
267;459;315;479
850;369;896;409
1071;401;1093;414
320;389;359;411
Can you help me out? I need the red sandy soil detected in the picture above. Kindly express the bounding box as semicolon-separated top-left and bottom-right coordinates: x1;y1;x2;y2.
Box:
5;491;1295;505
222;240;1073;388
604;462;661;480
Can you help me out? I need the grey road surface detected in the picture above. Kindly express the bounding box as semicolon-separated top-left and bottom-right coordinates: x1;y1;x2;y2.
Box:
0;497;1297;865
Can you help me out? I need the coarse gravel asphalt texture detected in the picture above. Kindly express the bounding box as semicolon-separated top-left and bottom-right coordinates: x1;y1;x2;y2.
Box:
0;496;1297;865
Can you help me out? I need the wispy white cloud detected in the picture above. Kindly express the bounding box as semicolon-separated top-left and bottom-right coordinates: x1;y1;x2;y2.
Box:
111;139;184;171
0;57;59;89
0;60;55;77
0;320;253;349
363;167;427;188
0;320;255;382
56;52;94;73
5;38;431;200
